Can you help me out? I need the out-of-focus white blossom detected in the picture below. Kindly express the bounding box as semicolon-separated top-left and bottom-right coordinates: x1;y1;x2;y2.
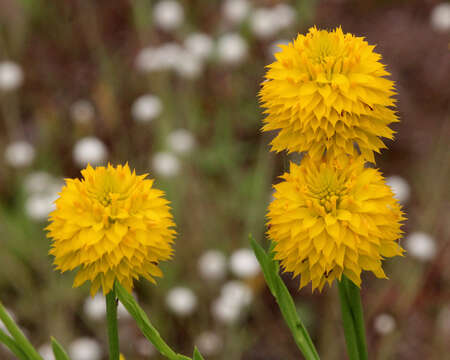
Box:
374;313;396;335
153;0;184;31
430;3;450;32
217;33;248;65
405;232;437;261
131;94;162;123
250;8;279;39
175;51;203;79
211;280;252;324
136;338;156;357
184;33;214;60
386;175;410;204
5;141;35;168
136;43;185;73
272;4;296;29
222;0;250;24
151;151;180;177
198;250;227;281
0;61;23;91
195;331;223;356
69;338;102;360
73;136;107;167
166;287;198;317
167;129;195;154
229;248;260;278
83;294;106;321
70;100;95;125
25;190;59;221
38;344;55;360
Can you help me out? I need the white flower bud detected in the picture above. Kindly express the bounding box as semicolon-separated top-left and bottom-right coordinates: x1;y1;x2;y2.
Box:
73;136;108;167
166;286;198;317
405;232;437;261
198;250;227;281
151;151;180;177
167;129;195;154
386;175;410;204
5;141;35;168
229;248;260;278
217;33;248;65
131;94;162;123
153;0;184;31
0;61;23;91
69;338;102;360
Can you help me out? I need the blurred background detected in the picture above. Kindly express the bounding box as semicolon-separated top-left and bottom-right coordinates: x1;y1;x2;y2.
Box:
0;0;449;359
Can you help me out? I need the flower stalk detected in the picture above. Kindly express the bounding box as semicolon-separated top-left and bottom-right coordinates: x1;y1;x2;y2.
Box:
337;276;368;360
106;288;120;360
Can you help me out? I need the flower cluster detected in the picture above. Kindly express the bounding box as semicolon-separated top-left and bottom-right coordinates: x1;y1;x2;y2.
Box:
261;27;405;291
47;164;175;296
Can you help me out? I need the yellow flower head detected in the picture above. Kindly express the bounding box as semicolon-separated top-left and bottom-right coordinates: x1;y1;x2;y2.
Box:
47;164;175;296
267;155;405;291
260;27;398;162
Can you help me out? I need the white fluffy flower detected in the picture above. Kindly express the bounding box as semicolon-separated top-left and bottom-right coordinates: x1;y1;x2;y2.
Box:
430;3;450;32
222;0;250;24
386;175;410;204
217;33;248;65
151;151;180;177
69;338;102;360
4;141;35;168
73;136;108;167
25;190;59;221
184;33;214;60
405;232;437;261
167;129;196;154
166;287;198;317
374;313;396;335
132;94;162;123
135;47;160;72
272;4;296;29
83;294;106;321
229;248;260;278
211;281;252;324
153;0;184;31
198;250;227;281
175;51;203;79
24;172;54;194
0;61;23;91
250;8;279;39
70;100;95;125
38;344;55;360
195;331;222;356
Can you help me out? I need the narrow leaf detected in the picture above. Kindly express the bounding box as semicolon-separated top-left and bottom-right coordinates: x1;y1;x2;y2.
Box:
250;235;320;360
114;283;184;360
0;329;28;360
193;347;205;360
0;302;43;360
51;337;71;360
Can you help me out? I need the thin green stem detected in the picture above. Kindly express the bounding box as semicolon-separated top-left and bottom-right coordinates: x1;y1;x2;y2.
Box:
106;289;120;360
337;278;360;360
343;277;368;360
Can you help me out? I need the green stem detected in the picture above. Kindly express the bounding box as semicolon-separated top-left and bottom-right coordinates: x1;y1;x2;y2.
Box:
106;289;120;360
337;276;368;360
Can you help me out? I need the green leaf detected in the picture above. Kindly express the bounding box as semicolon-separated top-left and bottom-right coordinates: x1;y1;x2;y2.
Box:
114;283;190;360
0;302;43;360
193;347;205;360
51;337;71;360
250;235;320;360
0;329;28;360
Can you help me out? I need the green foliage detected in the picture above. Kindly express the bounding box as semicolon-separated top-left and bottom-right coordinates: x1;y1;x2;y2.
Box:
250;235;320;360
50;337;71;360
115;282;204;360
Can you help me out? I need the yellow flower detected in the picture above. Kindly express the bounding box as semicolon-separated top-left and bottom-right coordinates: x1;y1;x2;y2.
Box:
267;155;405;291
47;164;175;296
260;27;397;162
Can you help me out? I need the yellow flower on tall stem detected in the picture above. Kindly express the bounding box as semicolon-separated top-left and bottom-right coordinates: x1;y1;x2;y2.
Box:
260;27;397;162
267;155;405;291
46;163;175;296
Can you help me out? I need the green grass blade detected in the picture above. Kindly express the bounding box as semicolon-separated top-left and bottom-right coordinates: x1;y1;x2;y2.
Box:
51;337;71;360
0;302;43;360
0;329;29;360
250;235;320;360
114;283;190;360
193;347;205;360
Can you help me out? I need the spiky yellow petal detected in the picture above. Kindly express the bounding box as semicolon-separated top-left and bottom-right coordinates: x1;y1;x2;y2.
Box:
46;164;175;296
267;155;405;291
260;26;398;162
